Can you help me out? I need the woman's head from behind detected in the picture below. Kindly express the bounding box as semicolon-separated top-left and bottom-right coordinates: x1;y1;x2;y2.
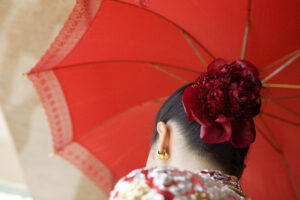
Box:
146;59;262;179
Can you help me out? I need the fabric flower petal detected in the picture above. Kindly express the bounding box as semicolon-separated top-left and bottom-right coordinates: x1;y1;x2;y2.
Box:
200;121;232;144
207;58;227;72
182;86;195;121
182;58;261;148
234;60;259;83
191;110;212;127
230;118;256;148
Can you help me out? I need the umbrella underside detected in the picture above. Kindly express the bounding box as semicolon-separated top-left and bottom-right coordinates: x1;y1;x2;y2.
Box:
28;0;300;198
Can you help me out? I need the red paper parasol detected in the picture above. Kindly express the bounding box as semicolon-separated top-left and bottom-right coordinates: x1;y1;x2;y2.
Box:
27;0;300;199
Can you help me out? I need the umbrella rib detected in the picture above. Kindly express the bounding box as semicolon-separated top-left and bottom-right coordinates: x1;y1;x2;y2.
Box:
262;95;300;101
263;98;300;119
240;0;252;59
258;117;300;198
258;115;283;152
74;97;167;141
26;60;201;75
147;61;200;74
280;154;300;199
255;124;282;154
262;53;300;83
110;0;215;59
260;49;300;72
261;112;300;127
181;30;208;66
150;63;190;83
263;83;300;89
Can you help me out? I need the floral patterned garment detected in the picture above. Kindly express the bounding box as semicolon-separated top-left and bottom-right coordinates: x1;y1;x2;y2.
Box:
109;166;249;200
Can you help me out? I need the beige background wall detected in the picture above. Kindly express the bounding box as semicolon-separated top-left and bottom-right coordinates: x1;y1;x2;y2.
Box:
0;0;106;199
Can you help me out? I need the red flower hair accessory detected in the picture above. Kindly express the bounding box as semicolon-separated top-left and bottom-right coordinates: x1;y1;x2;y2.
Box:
182;58;262;148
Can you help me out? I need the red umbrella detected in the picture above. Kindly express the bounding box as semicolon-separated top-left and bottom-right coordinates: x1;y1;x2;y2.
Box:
27;0;300;199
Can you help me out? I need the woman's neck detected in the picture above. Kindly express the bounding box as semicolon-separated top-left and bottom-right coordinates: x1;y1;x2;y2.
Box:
146;146;225;173
168;149;225;173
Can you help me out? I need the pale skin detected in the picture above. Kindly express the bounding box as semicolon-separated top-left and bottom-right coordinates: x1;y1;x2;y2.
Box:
146;120;225;173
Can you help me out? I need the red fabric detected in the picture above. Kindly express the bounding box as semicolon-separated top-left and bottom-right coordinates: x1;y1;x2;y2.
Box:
29;0;300;199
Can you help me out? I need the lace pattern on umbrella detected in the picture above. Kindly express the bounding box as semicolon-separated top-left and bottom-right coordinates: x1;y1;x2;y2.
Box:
31;0;102;73
29;70;116;195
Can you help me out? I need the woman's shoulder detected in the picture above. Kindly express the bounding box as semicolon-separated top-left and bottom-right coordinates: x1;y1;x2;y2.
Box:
109;166;248;200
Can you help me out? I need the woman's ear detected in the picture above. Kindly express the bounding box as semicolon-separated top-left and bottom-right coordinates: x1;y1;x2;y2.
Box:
156;121;170;153
146;121;170;167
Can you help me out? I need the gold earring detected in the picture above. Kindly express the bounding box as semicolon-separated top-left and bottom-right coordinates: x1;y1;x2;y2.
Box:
157;149;169;160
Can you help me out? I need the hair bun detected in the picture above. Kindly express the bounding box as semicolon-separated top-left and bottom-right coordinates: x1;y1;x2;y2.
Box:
182;58;262;148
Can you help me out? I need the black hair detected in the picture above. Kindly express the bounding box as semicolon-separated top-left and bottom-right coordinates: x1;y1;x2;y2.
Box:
152;83;250;178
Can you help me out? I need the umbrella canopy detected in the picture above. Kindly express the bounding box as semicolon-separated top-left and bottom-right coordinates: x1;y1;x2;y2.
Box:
27;0;300;199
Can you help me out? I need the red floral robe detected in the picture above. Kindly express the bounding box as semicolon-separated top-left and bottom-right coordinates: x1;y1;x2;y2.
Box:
109;166;249;200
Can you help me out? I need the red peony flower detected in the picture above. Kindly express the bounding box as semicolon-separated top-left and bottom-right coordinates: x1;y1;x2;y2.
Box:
182;58;261;148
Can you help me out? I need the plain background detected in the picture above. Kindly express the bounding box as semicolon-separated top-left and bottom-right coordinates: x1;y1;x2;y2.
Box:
0;0;106;199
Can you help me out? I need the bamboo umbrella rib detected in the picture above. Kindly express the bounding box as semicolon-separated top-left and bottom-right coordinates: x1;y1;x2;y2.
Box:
261;112;300;127
152;62;201;74
255;124;282;154
263;83;300;89
280;154;300;199
49;66;190;154
53;97;168;154
260;49;300;73
150;63;190;83
260;109;300;194
181;30;208;66
257;116;300;198
264;98;300;119
25;0;217;76
111;0;215;59
262;53;300;83
262;95;300;101
258;115;282;150
75;96;167;141
240;0;252;59
25;60;201;76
